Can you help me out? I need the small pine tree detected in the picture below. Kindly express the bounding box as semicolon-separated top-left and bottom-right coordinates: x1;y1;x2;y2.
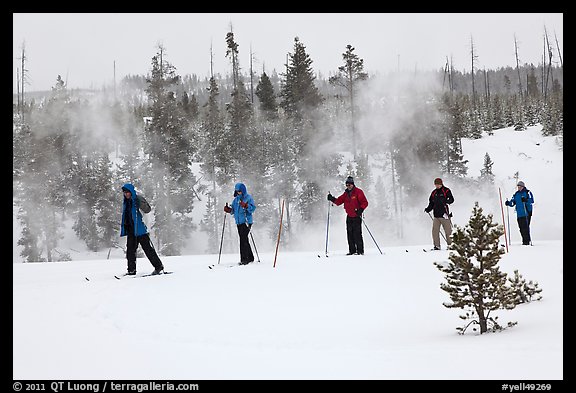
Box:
479;152;495;184
508;270;543;303
434;202;518;334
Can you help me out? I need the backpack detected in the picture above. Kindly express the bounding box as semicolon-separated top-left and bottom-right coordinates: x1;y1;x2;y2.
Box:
137;195;151;214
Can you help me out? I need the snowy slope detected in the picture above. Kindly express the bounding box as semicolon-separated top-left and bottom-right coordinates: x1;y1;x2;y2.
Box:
13;241;562;380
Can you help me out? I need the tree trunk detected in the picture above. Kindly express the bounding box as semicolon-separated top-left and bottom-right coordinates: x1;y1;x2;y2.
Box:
475;304;488;334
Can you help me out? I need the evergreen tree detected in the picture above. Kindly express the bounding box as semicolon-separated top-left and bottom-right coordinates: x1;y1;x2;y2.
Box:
199;193;220;253
225;31;240;89
197;77;231;247
180;91;199;123
490;95;506;130
199;77;226;183
227;79;253;175
16;75;75;261
277;37;324;235
329;44;368;156
479;152;495;184
189;93;200;121
526;66;540;98
508;270;543;304
434;202;518;334
354;153;372;189
72;152;102;252
17;212;45;262
541;84;563;136
279;37;324;120
94;153;118;248
255;72;278;120
144;46;196;255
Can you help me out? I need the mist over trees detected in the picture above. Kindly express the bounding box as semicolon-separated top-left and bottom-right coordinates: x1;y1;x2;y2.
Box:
13;31;563;262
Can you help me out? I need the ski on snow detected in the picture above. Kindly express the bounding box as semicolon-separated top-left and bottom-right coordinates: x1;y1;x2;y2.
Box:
208;262;255;269
114;271;173;279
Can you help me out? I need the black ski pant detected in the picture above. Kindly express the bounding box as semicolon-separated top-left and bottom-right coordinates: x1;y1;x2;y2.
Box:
126;233;164;272
517;213;532;245
346;216;364;254
237;223;254;263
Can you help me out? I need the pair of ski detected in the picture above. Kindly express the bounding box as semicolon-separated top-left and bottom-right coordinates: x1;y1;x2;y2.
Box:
114;271;173;279
208;262;254;269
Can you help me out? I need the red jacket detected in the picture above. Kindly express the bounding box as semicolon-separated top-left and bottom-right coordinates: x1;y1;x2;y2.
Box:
333;186;368;217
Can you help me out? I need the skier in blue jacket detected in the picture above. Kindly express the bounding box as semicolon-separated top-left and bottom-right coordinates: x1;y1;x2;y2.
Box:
505;180;534;245
224;182;257;264
120;183;165;275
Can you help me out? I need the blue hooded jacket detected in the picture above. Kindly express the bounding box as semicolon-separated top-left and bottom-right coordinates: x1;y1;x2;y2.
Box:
230;182;256;225
120;183;149;237
506;187;534;218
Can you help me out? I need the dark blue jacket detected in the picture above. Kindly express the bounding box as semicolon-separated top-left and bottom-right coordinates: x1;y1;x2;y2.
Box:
230;182;256;225
120;183;149;237
505;188;534;218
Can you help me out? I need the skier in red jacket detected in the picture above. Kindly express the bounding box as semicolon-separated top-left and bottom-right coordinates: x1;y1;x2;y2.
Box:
327;176;369;255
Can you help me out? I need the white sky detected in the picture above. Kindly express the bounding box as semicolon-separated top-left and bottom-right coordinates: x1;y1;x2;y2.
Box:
13;13;563;92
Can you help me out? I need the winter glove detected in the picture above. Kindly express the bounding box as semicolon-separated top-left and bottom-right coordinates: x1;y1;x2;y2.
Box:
327;193;336;202
505;200;511;207
239;200;248;209
224;203;232;213
521;196;527;203
356;208;364;216
424;207;430;213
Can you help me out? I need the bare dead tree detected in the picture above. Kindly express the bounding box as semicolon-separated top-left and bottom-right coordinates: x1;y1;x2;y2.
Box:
16;67;20;113
554;30;563;68
484;68;490;101
544;25;554;103
113;60;116;100
18;42;28;121
450;55;455;92
541;46;546;97
514;34;524;101
249;44;254;104
470;35;478;108
210;40;214;79
442;56;450;91
225;23;239;90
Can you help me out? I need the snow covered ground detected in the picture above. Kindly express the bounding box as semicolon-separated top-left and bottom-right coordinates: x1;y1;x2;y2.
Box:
13;241;563;380
13;125;563;380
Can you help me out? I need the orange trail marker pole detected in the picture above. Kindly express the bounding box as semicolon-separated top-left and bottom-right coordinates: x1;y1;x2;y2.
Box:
499;187;509;253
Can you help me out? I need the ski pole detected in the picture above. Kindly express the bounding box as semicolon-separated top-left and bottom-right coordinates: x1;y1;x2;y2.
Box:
217;209;227;265
325;196;331;257
427;211;448;243
362;216;383;254
273;198;285;268
523;200;533;246
506;202;511;245
249;231;261;263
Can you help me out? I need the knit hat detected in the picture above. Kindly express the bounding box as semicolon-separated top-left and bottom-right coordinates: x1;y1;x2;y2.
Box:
517;181;525;187
434;177;443;185
345;176;354;185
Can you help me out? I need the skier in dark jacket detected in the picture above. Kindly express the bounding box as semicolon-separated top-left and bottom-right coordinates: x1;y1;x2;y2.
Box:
120;183;164;275
327;176;369;255
424;177;454;250
224;182;257;265
505;180;534;245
